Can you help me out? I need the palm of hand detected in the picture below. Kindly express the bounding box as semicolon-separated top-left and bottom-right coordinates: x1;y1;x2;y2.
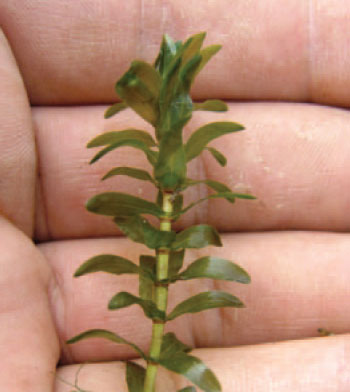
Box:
0;2;349;391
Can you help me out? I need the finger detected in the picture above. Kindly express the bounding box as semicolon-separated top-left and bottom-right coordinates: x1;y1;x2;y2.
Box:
33;102;350;239
1;0;350;106
40;231;350;363
0;217;59;390
0;30;36;236
56;335;350;391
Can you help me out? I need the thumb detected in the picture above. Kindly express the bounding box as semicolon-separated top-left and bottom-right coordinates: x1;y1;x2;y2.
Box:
0;216;59;390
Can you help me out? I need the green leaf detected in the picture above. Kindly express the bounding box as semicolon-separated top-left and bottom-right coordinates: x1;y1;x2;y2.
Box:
185;122;244;162
115;61;161;125
104;102;128;119
159;351;221;392
178;53;202;92
89;139;158;166
160;332;192;360
174;40;183;53
206;147;227;166
87;129;156;148
115;72;156;122
178;387;196;392
179;193;233;216
67;329;146;359
168;249;185;279
225;192;256;200
86;192;163;217
173;193;184;214
179;192;256;216
204;179;231;192
168;291;244;321
155;34;178;75
102;166;155;183
157;56;193;141
114;215;176;249
196;44;222;75
139;255;156;300
108;291;166;321
194;99;228;112
158;55;182;113
74;255;139;277
139;255;156;280
183;178;231;193
126;362;146;392
128;60;161;97
178;257;251;284
181;32;206;65
172;225;222;250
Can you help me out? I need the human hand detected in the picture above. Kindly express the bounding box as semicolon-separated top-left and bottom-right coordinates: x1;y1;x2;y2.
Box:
1;1;350;390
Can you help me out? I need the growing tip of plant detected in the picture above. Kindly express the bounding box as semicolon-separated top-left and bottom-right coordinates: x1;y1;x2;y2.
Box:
68;31;255;392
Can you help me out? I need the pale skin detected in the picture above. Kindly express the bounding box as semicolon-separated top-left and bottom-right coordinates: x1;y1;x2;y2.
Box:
1;0;350;390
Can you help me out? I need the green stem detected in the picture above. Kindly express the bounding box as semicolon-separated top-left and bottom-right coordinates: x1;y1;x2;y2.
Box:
144;192;173;392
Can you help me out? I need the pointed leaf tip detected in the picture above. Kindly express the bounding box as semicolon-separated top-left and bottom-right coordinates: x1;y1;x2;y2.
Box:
206;147;227;166
104;102;128;118
181;31;206;68
194;99;228;112
196;44;222;75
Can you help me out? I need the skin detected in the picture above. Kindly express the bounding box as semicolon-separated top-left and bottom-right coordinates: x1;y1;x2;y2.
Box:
0;0;350;390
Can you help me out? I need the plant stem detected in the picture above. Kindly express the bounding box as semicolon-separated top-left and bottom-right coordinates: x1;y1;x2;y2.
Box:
144;192;173;392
